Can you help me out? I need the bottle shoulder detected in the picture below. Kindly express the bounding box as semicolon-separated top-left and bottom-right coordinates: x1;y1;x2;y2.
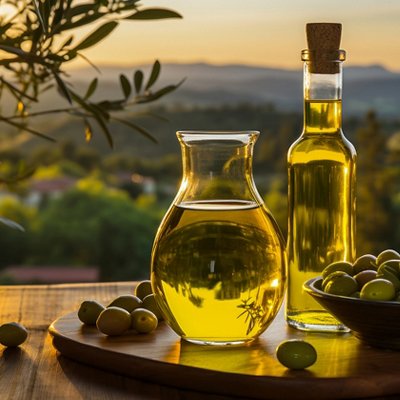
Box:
288;130;356;163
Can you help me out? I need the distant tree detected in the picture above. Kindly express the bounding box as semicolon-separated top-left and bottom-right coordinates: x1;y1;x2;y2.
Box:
356;111;386;173
0;197;35;267
75;147;102;171
264;179;287;237
32;179;159;280
355;111;397;254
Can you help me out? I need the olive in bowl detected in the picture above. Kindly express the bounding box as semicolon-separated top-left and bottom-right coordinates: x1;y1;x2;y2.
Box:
304;277;400;350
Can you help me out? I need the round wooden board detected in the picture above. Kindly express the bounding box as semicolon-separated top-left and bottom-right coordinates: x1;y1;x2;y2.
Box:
49;309;400;400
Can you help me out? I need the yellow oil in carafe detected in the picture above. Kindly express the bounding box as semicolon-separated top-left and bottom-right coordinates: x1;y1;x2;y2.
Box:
151;200;286;344
287;100;356;330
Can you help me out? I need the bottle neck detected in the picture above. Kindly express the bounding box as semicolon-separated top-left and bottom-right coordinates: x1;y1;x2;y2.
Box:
303;61;343;134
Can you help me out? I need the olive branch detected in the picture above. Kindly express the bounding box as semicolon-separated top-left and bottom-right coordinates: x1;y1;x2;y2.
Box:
0;0;183;148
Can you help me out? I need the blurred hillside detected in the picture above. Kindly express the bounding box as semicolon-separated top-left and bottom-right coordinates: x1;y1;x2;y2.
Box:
0;63;399;283
66;62;400;115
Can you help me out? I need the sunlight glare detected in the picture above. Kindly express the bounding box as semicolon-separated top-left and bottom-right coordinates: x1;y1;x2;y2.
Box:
0;4;16;19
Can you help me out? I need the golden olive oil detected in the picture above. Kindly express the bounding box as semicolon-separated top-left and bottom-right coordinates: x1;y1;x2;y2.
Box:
287;100;356;331
151;200;286;344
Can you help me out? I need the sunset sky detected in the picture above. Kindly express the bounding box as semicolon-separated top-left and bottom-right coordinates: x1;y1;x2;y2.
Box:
78;0;400;71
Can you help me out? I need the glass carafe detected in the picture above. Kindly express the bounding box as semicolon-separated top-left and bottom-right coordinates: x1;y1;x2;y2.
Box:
151;131;286;345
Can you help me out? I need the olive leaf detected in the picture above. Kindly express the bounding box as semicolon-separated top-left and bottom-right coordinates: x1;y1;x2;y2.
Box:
119;74;131;99
84;78;98;100
145;60;161;90
33;0;47;33
0;217;24;232
126;8;182;20
73;21;118;51
52;70;72;104
137;79;185;103
134;70;144;93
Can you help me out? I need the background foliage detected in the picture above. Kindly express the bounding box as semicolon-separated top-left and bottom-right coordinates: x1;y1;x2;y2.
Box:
0;104;398;282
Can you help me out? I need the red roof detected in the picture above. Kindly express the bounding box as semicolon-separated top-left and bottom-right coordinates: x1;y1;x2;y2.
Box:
2;266;99;283
30;177;76;193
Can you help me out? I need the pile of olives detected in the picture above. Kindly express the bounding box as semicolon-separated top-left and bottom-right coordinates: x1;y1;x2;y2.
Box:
78;280;162;336
320;249;400;301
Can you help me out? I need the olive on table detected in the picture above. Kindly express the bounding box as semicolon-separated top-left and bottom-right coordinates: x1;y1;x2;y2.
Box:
96;307;131;336
0;322;28;347
131;308;158;334
276;340;317;370
108;295;142;313
134;280;153;300
78;300;105;325
142;294;163;321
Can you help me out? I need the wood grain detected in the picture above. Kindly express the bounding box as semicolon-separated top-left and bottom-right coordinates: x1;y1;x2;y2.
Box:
49;302;400;400
0;283;251;400
1;282;400;400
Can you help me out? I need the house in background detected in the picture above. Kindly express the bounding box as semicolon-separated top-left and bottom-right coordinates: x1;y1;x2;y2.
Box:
25;177;77;207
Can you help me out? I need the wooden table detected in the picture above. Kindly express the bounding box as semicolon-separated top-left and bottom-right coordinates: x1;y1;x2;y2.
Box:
0;282;399;400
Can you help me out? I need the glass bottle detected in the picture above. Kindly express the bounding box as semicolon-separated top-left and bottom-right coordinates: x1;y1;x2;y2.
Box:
151;131;286;345
286;47;357;332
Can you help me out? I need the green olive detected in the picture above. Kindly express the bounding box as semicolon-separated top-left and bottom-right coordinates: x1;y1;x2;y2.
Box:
382;260;400;275
324;274;358;296
354;270;377;290
322;261;353;279
142;294;163;321
78;300;105;325
353;254;377;274
108;295;142;313
360;279;396;301
96;307;131;336
350;291;360;299
376;268;400;291
321;270;348;291
134;280;153;300
377;263;399;277
376;249;400;266
276;340;317;370
0;322;28;347
131;308;158;334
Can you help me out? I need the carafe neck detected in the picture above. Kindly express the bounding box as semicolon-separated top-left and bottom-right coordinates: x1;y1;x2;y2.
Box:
176;131;263;206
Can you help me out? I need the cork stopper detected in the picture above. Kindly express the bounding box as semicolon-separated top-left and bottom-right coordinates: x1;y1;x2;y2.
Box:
304;23;344;73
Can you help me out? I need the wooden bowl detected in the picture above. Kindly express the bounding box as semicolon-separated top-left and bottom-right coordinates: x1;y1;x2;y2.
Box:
304;277;400;350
